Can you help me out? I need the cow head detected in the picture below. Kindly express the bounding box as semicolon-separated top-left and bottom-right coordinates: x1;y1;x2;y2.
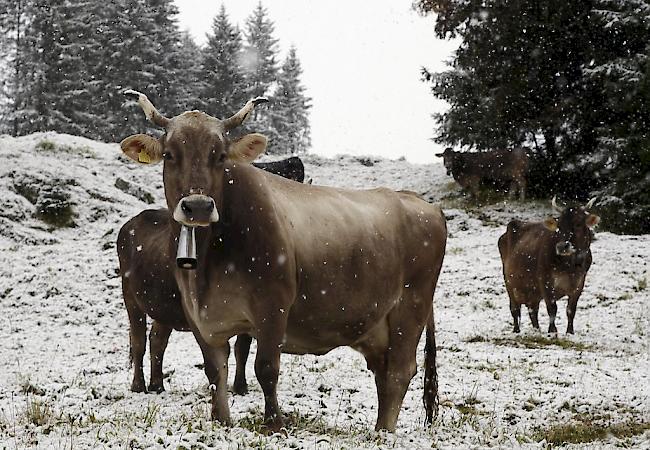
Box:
120;90;268;227
435;148;455;176
544;196;600;265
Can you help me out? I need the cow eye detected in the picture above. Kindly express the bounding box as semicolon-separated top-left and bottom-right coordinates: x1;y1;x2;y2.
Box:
162;151;173;161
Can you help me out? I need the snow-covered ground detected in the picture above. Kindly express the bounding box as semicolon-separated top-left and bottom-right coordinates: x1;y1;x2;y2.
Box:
0;132;648;449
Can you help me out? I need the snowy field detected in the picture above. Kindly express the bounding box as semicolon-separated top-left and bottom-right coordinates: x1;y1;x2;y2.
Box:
0;132;648;449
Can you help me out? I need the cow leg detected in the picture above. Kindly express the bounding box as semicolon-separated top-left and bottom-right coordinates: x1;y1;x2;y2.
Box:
518;178;526;201
509;299;521;333
233;333;252;395
254;317;288;433
509;180;518;200
364;288;431;432
528;306;540;330
545;298;558;334
566;294;580;334
148;321;173;393
194;335;231;425
505;283;521;333
125;299;147;393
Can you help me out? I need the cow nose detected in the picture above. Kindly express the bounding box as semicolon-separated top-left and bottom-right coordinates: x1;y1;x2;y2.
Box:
181;197;213;215
173;194;219;226
555;241;575;256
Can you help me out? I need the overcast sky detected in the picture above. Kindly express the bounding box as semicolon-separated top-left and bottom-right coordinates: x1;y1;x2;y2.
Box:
174;0;457;163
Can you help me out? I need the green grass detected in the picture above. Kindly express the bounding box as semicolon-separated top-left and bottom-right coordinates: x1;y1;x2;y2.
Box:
534;420;650;446
36;140;96;158
465;334;592;351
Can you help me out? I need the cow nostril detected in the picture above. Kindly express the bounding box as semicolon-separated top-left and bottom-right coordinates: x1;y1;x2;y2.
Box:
181;202;192;214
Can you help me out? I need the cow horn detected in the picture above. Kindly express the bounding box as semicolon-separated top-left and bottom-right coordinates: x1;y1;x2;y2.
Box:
551;195;563;213
123;89;170;128
223;97;269;131
585;196;597;209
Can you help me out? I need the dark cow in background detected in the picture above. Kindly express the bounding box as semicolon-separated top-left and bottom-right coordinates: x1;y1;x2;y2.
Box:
498;197;600;334
253;156;305;183
117;209;252;395
436;147;528;200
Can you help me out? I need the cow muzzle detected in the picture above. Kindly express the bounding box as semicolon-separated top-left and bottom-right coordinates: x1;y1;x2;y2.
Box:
555;241;576;257
173;194;219;227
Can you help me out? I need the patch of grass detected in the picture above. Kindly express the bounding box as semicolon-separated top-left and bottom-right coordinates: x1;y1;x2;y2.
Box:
142;402;160;428
36;140;56;151
25;397;53;426
36;140;96;158
19;375;45;396
493;335;592;351
466;334;592;351
448;247;464;255
465;335;487;343
534;420;650;446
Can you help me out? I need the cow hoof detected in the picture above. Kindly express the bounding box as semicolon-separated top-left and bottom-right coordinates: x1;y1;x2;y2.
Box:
131;382;147;393
148;383;165;394
261;416;287;436
232;381;248;396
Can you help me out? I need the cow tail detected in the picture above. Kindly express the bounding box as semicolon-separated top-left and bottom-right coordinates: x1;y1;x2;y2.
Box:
423;308;438;426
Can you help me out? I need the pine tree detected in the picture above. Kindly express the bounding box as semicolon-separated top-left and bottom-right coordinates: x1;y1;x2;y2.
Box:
587;1;650;233
242;2;279;98
270;47;311;154
177;31;204;111
0;0;33;135
417;0;650;233
241;3;278;138
200;5;248;120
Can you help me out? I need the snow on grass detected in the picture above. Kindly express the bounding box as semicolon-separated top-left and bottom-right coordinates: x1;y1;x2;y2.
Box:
0;133;648;449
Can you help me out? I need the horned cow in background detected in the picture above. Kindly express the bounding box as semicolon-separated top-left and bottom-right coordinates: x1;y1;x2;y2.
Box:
498;197;600;334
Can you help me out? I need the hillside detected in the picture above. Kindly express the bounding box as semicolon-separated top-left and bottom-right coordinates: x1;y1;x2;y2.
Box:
0;132;648;449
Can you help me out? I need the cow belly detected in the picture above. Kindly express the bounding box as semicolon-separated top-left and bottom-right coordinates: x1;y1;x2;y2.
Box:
281;282;402;354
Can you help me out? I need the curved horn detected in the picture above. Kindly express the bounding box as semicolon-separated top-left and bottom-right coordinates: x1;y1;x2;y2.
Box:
223;97;269;131
123;89;169;128
551;195;563;213
585;196;597;209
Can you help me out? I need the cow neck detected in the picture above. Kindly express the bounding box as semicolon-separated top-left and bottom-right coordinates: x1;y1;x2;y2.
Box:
220;163;283;266
172;163;280;270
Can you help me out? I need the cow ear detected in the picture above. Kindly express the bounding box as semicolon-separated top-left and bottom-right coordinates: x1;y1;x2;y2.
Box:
543;217;558;231
435;153;444;157
229;133;267;163
120;134;163;164
586;214;600;228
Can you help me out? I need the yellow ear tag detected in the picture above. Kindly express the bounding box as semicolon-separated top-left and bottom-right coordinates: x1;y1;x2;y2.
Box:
138;151;151;164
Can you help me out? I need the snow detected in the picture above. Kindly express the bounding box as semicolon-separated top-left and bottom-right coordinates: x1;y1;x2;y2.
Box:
0;132;649;449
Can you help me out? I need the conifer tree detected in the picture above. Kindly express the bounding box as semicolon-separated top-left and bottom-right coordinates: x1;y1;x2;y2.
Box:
270;47;311;154
200;5;248;120
242;2;279;99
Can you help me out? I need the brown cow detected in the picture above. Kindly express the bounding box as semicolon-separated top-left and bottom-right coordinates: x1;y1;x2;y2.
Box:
498;197;600;334
117;209;252;395
118;90;447;432
435;148;528;200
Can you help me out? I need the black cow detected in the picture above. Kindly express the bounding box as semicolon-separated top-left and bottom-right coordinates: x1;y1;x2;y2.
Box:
252;156;305;183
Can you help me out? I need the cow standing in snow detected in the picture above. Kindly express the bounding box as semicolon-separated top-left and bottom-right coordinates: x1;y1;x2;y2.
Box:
118;90;447;432
498;197;600;334
436;147;528;200
117;209;252;395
